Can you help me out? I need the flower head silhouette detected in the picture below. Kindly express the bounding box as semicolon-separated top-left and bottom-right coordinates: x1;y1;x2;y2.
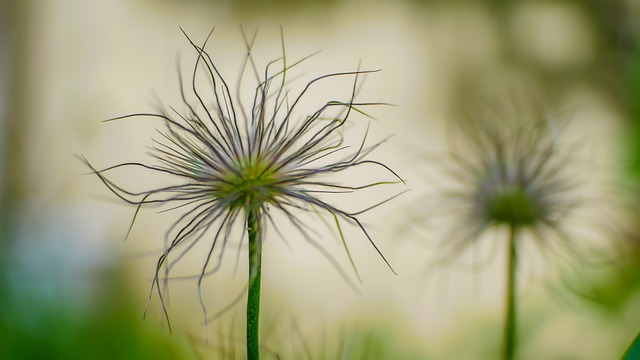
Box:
81;28;403;358
424;98;624;360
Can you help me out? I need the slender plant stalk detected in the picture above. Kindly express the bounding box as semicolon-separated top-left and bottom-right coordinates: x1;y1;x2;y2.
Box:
503;225;518;360
247;208;262;360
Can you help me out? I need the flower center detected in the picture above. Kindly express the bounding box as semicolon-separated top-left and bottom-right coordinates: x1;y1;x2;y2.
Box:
217;157;281;210
484;186;539;227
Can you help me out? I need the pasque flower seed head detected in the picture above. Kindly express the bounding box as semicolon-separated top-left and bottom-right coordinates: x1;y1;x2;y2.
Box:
424;97;627;360
80;29;404;341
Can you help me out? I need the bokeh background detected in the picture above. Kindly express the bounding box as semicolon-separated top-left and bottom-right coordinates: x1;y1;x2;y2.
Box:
1;0;639;359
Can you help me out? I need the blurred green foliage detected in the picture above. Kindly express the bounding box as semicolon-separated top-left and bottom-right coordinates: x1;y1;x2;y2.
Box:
623;332;640;360
629;47;640;177
0;269;194;360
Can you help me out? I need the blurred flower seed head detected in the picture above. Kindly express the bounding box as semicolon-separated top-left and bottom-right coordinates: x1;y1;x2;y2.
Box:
423;96;626;275
81;28;403;326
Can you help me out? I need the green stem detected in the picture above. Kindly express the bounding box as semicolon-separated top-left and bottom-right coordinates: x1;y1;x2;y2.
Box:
247;208;262;360
503;225;518;360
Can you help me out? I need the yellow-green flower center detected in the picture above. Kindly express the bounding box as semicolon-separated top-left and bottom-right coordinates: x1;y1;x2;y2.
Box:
217;157;281;210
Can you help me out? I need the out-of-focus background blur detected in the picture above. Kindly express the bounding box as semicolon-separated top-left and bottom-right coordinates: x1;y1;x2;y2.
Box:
1;0;639;359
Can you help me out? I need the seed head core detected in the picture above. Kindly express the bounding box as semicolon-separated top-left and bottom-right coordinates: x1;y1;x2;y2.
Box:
483;185;539;227
217;156;282;210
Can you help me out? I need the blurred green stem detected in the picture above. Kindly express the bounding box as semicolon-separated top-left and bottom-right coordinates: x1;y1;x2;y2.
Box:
503;225;517;360
247;208;262;360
